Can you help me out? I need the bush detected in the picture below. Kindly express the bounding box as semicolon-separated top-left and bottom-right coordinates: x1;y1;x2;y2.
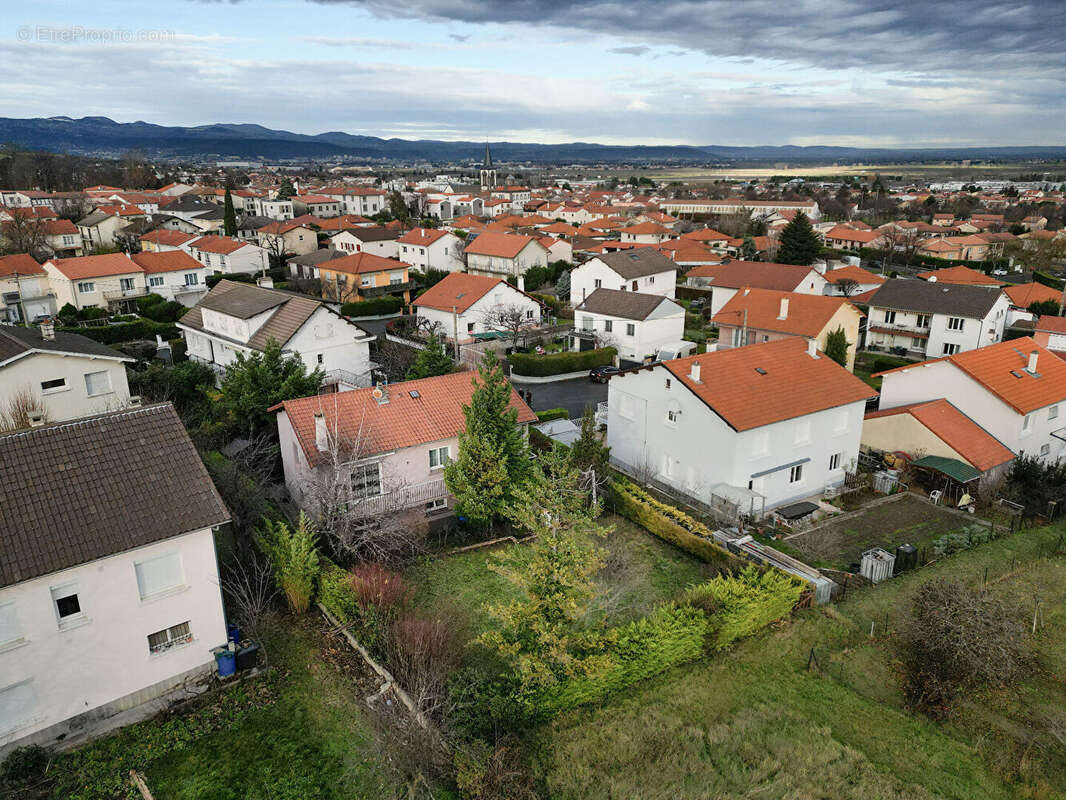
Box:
535;407;569;422
610;479;735;567
531;292;563;317
1;744;50;785
58;319;180;345
930;524;996;557
509;347;616;377
318;560;359;622
522;265;549;291
350;562;413;613
257;514;319;614
136;293;186;323
340;295;404;317
685;566;804;650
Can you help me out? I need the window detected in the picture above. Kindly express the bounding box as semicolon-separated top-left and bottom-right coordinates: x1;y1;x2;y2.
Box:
794;419;811;445
77;281;94;293
916;314;930;328
0;680;38;734
626;323;635;336
942;343;960;355
350;462;382;498
648;276;655;284
789;464;804;484
1050;405;1059;421
429;445;450;470
40;377;67;393
149;275;165;287
947;317;965;331
594;279;602;288
581;316;594;332
184;272;199;286
604;319;613;333
0;601;23;649
134;552;184;600
120;277;135;291
84;370;112;397
1041;443;1051;457
665;378;671;389
912;337;924;349
631;280;638;291
467;322;475;333
883;310;896;324
147;621;192;654
829;452;842;471
425;498;447;512
51;584;83;625
666;408;680;424
361;276;372;287
317;353;324;365
1023;413;1033;432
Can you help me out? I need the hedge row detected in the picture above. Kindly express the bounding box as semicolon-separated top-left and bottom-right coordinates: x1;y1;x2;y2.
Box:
684;566;803;651
610;479;736;568
341;295;404;317
533;604;709;718
318;560;358;624
510;346;616;377
58;319;180;345
535;408;569;422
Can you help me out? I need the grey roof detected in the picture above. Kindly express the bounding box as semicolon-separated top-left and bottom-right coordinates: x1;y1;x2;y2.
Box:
0;324;133;366
868;279;1004;319
595;248;677;280
191;208;225;221
288;248;348;267
238;215;274;230
0;404;229;587
76;210;111;227
198;282;288;319
340;226;399;243
576;287;676;321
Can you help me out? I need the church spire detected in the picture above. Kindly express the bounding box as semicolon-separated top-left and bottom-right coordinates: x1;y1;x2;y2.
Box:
483;142;493;169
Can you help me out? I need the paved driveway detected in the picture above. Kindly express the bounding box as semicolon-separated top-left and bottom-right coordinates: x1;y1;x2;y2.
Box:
512;376;608;420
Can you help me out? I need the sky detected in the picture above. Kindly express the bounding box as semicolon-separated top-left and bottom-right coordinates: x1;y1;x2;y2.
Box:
0;0;1063;148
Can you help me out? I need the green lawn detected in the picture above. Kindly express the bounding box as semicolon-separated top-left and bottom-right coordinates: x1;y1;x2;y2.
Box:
533;524;1066;800
406;514;717;650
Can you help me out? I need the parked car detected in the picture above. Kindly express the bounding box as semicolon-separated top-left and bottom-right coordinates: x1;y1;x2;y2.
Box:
589;364;621;383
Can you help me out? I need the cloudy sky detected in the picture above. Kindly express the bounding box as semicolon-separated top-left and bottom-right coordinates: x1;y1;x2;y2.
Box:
1;0;1064;147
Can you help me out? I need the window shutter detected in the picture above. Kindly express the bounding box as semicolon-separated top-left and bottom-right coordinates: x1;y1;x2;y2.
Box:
0;681;37;731
135;553;184;599
84;371;111;396
0;602;21;646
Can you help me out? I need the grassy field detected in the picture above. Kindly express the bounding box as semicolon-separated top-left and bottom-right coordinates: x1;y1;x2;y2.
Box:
533;523;1066;800
643;162;1064;181
787;493;976;569
406;513;717;649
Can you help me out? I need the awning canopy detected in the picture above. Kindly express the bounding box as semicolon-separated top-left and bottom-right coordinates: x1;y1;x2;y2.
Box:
911;454;981;483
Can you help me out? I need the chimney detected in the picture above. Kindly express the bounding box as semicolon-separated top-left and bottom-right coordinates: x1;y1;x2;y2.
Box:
689;361;701;383
257;276;274;289
807;339;820;358
29;412;46;428
1028;350;1039;373
40;319;55;341
517;274;525;292
314;412;329;452
778;297;789;320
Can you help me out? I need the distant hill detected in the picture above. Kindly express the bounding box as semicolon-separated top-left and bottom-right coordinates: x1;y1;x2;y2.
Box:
2;116;1065;164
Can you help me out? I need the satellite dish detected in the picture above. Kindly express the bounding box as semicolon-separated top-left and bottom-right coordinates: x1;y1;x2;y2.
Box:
372;387;384;400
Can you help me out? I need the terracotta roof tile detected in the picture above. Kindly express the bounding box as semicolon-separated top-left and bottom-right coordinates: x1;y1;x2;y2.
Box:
686;260;822;292
713;288;857;338
131;249;203;274
463;231;545;259
141;229;197;247
1004;283;1061;308
917;265;1002;286
189;235;249;255
0;252;45;278
46;253;143;279
325;251;409;275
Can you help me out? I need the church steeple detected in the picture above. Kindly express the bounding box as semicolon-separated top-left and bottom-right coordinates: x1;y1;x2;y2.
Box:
479;141;497;191
483;142;493;169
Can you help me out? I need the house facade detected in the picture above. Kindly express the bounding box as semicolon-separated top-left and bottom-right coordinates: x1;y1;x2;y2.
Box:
318;252;412;304
685;261;830;316
413;272;543;342
569;249;677;306
397;228;465;273
0;404;229;755
464;232;549;278
42;253;148;312
0;253;55;323
573;288;685;363
187;236;269;276
131;250;209;306
330;227;400;259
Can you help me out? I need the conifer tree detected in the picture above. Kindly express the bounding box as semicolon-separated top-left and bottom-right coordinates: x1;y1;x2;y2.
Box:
223;188;237;237
405;331;454;380
776;211;821;266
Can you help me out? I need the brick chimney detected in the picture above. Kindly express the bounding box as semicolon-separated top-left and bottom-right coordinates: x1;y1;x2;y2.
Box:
807;339;819;358
40;318;55;341
778;297;789;320
1028;349;1039;373
314;412;329;452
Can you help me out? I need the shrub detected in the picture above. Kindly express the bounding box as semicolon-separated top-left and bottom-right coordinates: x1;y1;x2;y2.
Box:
930;524;997;557
610;479;735;567
685;565;804;650
900;578;1032;714
349;562;412;613
135;293;186;323
509;347;616;377
1;744;50;785
522;265;549;291
257;514;319;614
318;560;359;622
58;319;180;345
340;295;404;317
535;407;569;422
528;426;555;452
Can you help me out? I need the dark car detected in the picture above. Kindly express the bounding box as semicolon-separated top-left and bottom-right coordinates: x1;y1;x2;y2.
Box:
589;365;621;383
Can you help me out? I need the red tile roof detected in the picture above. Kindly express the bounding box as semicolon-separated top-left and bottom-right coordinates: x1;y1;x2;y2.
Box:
687;261;823;292
917;265;1002;286
653;337;874;432
1035;315;1066;334
0;253;45;278
413;272;539;313
1004;282;1061;308
397;228;451;246
865;399;1014;472
189;235;247;255
46;253;142;279
141;229;197;247
464;231;545;259
620;221;670;235
325;251;409;275
131;250;203;274
275;371;537;466
680;227;730;242
713;288;858;338
823;264;885;286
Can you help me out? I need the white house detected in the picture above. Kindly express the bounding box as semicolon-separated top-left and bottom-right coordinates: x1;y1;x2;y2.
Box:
274;371;536;520
330;227;400;259
251;197;294;220
131;250;209;306
876;337;1066;463
0;404;230;755
685;261;830;317
822;264;885;297
573;288;685;363
319;187;387;216
187;236;269;276
618;221;672;245
569;249;677;306
0;323;133;423
42;253;147;312
607;337;873;512
178;279;376;389
865;279;1008;359
464;231;549;278
413;272;543;342
0;253;55;323
397;228;465;273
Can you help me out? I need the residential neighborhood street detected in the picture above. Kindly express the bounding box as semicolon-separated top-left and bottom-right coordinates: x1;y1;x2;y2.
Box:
513;376;608;419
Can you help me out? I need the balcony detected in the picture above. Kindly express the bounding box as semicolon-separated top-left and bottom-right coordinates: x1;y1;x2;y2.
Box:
103;286;149;302
359;281;412;299
868;322;930;340
353;478;448;515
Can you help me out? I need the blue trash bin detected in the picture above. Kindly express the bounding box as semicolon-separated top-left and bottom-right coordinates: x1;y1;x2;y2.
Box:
214;648;236;678
227;625;240;644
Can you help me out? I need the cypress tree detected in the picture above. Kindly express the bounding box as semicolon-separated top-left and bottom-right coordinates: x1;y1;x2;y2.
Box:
776;211;821;266
223;188;237;237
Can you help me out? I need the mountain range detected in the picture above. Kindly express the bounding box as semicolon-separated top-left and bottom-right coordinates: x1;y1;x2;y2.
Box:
3;116;1066;165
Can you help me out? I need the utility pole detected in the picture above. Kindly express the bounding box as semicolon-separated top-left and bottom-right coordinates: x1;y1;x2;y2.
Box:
451;305;460;361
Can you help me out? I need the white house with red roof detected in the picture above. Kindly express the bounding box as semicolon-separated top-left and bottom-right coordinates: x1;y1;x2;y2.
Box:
397;228;464;273
187;235;269;275
875;337;1066;462
569;249;677;306
619;221;672;245
140;229;198;253
130;250;208;306
273;371;537;519
292;194;342;217
0;253;54;323
317;187;387;217
329;226;400;259
413;272;543;342
607;337;873;512
822;264;885;297
43;253;147;312
1033;316;1066;354
464;231;548;279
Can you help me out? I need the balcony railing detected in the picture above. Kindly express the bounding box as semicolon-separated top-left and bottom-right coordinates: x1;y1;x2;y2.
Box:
353;478;448;514
103;286;149;302
595;401;608;426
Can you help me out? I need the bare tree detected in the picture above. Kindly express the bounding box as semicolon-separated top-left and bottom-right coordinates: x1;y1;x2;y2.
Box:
478;303;539;351
222;551;278;664
879;226;922;270
0;385;48;432
1;213;48;257
834;277;861;298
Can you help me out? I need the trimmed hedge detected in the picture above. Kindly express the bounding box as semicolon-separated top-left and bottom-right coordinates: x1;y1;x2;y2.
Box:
534;604;709;718
535;408;569;422
685;566;803;651
58;319;180;345
510;346;616;377
340;295;404;317
610;479;735;567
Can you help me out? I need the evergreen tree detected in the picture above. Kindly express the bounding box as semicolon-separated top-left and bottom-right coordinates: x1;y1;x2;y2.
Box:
218;339;324;435
740;235;759;261
444;350;533;523
570;406;610;506
556;269;571;299
443;431;509;527
823;326;849;367
223;188;237;237
405;331;454;380
388;190;411;226
776;211;821;266
276;177;295;200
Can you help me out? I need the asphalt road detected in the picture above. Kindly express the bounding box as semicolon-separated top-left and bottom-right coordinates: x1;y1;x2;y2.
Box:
513;376;608;420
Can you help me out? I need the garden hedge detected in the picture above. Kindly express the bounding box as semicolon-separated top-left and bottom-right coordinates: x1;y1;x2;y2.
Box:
685;566;804;651
610;479;735;567
340;295;404;317
510;346;616;377
535;408;569;422
58;319;180;345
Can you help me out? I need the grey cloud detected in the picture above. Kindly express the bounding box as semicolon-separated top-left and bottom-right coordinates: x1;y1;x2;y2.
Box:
449;33;470;41
609;45;651;56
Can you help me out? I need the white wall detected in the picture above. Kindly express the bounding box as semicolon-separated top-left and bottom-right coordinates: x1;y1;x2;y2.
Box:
0;527;226;750
569;258;675;306
1;352;130;422
467;242;548;278
399;234;464;273
576;303;684;361
145;268;209;306
284;307;373;382
416;286;542;341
